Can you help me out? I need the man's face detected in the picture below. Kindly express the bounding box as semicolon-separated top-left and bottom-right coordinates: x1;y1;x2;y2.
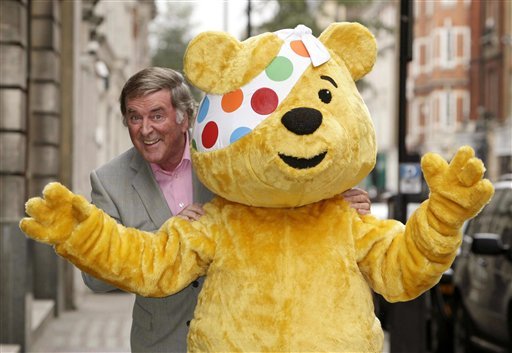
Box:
125;89;189;171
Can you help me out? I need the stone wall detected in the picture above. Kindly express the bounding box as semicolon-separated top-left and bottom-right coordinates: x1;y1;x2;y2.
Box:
1;0;155;350
0;1;31;349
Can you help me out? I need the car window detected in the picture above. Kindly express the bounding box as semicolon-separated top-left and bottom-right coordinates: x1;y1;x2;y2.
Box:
465;189;504;236
495;188;512;247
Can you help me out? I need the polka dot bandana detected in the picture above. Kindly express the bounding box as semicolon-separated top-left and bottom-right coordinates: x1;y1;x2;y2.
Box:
192;25;331;152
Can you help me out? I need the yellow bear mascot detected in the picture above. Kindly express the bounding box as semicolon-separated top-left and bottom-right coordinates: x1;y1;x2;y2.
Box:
20;23;494;352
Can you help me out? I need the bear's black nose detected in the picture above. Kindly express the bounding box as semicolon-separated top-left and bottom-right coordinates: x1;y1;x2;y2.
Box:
281;108;322;135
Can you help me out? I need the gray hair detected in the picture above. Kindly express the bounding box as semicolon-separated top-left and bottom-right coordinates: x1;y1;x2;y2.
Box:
119;67;196;126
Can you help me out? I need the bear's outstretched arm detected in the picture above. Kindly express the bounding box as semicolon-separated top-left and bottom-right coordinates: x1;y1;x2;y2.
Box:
20;183;216;297
355;146;494;302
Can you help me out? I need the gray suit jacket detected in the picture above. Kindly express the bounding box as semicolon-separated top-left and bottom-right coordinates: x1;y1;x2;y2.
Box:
82;147;214;353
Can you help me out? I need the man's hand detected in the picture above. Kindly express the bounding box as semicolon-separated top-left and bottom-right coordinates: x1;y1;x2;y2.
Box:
341;188;371;215
176;203;205;221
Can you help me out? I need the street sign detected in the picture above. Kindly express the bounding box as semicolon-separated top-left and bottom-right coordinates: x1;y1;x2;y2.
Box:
399;163;422;194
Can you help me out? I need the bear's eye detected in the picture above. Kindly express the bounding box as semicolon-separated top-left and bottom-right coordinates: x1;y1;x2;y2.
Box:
318;89;332;104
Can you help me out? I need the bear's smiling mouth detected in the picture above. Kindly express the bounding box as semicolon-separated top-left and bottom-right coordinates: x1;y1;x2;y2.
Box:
278;151;327;169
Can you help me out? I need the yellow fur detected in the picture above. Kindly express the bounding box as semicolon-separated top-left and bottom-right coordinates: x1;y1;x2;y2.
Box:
191;35;376;208
184;31;283;94
319;22;377;81
20;23;494;352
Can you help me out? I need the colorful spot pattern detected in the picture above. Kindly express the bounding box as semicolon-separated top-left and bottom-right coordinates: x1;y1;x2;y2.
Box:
221;89;244;113
291;40;310;57
251;88;279;115
265;56;293;81
196;97;210;123
192;36;318;152
230;127;252;144
202;121;218;149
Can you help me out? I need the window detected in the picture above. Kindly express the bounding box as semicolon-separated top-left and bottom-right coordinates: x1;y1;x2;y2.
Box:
420;43;426;67
432;31;440;65
413;39;430;74
425;1;434;16
459;91;470;123
467;187;512;247
457;96;465;125
457;32;464;59
432;93;440;130
414;0;422;18
438;89;470;130
420;102;429;132
440;19;456;68
445;89;454;128
446;27;454;62
465;189;505;236
436;22;470;69
459;28;471;65
495;189;512;246
440;0;457;7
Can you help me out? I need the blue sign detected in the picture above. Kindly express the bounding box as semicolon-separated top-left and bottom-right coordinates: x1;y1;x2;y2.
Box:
399;163;422;194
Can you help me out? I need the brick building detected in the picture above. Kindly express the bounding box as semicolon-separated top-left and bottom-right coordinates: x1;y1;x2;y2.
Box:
407;0;472;158
0;0;155;351
468;0;511;178
407;0;511;180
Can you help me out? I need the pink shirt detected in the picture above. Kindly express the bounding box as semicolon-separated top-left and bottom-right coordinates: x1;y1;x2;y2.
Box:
150;134;193;216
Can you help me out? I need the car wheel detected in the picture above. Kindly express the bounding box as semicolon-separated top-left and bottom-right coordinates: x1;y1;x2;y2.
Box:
453;302;473;353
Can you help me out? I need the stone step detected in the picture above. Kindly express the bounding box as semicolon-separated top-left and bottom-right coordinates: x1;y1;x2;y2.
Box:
0;344;21;353
30;299;55;344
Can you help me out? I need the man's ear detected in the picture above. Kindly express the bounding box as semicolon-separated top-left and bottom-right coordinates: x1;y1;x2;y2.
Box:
319;22;377;81
184;31;283;94
177;110;189;131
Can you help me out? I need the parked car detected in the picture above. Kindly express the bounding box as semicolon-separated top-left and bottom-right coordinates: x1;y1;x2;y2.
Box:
452;176;512;353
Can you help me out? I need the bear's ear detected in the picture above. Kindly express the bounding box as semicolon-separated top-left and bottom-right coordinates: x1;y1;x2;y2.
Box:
184;31;283;94
319;22;377;81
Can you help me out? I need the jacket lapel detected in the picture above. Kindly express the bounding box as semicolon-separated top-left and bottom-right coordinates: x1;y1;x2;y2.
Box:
130;151;172;228
192;169;215;204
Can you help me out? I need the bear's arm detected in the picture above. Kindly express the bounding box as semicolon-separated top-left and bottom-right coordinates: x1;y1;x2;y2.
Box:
55;203;219;298
352;201;460;302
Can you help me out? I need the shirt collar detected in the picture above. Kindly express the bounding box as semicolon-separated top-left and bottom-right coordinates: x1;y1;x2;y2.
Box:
150;132;191;175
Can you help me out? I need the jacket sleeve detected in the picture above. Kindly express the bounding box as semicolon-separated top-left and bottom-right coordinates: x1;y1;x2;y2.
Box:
81;170;126;293
353;201;460;302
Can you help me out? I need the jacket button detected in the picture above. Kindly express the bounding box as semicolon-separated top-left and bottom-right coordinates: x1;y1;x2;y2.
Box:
192;281;199;288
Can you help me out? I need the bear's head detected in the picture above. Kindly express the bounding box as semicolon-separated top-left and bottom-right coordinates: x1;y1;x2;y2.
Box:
184;23;377;208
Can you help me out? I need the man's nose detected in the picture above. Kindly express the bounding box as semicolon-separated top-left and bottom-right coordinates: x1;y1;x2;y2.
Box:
141;118;153;135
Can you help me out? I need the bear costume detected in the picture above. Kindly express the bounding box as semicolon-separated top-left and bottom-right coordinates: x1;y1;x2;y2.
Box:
20;23;494;352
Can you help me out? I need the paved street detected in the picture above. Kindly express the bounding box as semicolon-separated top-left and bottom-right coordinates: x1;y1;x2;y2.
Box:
28;292;134;353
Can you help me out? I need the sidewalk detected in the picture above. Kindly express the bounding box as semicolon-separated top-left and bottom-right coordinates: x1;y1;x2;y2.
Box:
27;290;389;353
28;292;134;353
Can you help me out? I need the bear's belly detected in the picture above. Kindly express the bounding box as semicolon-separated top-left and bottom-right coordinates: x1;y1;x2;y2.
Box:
188;206;384;352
